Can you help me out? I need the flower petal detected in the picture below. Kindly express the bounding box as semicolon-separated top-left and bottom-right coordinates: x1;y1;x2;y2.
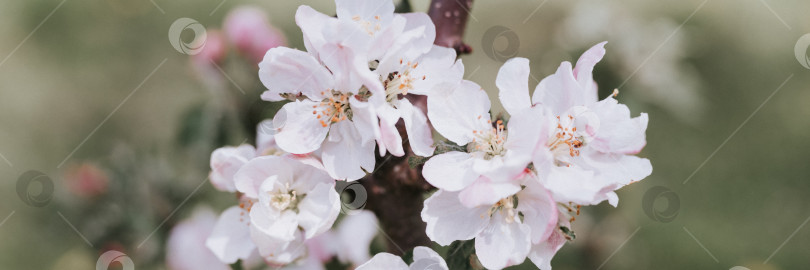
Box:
458;176;521;208
210;145;256;192
273;100;331;155
517;181;558;244
475;212;532;269
411;246;449;270
428;80;491;145
399;99;435;157
572;41;607;102
421;190;490;245
297;182;341;239
205;206;255;264
527;229;567;270
234;156;292;199
259;47;333;101
532;61;582;115
496;57;532;115
321;121;376;181
422;151;478;191
356;253;408;270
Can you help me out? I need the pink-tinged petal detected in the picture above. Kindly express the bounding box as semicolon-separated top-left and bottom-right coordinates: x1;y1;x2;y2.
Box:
475;212;532;269
411;246;449;270
572;41;607;103
496;57;532;115
297;182;341;239
588;97;648;154
321;121;376;181
399;99;435;157
532;62;582;115
375;13;435;73
255;120;280;155
527;229;567;270
355;253;408;270
335;210;378;265
252;228;306;265
259;47;333;101
317;20;379;94
223;6;287;64
516;181;558;244
295;5;336;59
168;208;230;270
365;15;407;62
335;0;395;27
205;206;255;264
428;80;492;145
458;176;521;208
543;166;614;206
210;145;256;192
274;100;330;155
378;105;405;157
504;106;553;162
408;46;463;95
233;156;291;199
422;151;478;191
421;190;490;245
349;97;382;149
578;149;652;187
249;204;298;242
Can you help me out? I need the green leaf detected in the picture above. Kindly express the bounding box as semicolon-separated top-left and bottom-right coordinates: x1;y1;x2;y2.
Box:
229;260;243;270
394;0;412;13
446;240;477;270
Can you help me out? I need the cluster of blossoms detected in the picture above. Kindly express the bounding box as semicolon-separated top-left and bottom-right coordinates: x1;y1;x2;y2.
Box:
203;0;651;269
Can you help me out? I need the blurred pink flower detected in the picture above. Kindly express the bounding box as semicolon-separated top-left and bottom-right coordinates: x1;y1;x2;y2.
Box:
224;6;287;64
167;208;230;270
64;163;109;198
192;29;227;66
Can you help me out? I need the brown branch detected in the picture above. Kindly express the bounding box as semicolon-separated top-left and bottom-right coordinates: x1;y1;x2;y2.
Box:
359;0;475;255
428;0;474;55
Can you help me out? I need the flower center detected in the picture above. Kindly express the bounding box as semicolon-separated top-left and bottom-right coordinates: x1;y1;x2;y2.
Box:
547;115;584;165
313;90;353;128
268;183;299;211
487;195;518;223
471;118;507;159
381;60;424;104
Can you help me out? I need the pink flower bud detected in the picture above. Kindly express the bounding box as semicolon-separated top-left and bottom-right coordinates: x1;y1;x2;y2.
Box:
191;29;227;66
223;6;287;64
63;163;109;198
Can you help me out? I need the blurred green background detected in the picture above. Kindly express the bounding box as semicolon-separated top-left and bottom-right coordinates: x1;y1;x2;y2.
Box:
1;0;809;269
